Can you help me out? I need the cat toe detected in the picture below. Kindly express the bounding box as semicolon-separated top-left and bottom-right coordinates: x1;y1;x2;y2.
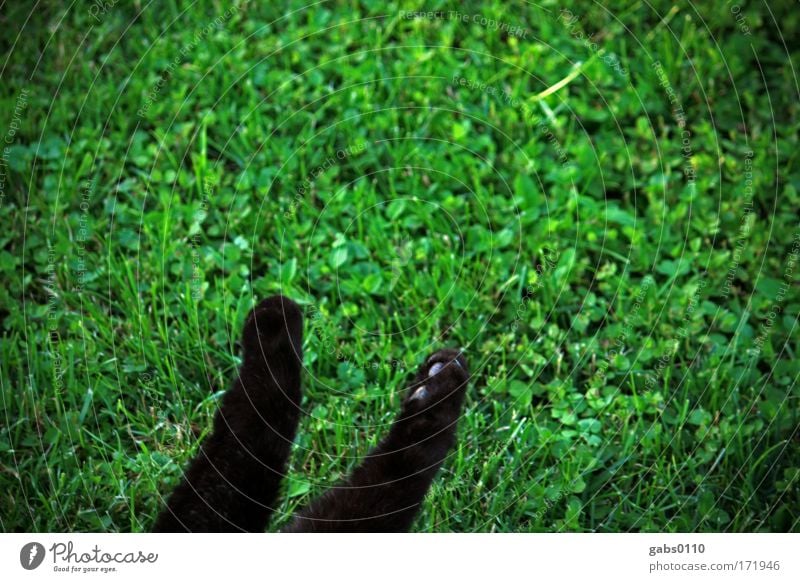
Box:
425;348;468;376
409;385;429;401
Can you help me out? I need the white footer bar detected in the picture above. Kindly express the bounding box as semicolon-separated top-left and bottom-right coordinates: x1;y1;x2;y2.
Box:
1;533;796;581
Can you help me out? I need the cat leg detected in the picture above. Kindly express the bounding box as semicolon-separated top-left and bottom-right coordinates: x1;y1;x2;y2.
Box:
284;349;469;532
154;295;304;532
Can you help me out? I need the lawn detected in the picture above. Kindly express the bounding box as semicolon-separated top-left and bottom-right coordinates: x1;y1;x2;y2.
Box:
1;0;798;532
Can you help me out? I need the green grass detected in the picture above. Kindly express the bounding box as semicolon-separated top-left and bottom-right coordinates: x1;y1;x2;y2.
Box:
1;0;799;532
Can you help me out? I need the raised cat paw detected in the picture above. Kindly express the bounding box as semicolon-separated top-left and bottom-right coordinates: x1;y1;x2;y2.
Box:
401;348;469;431
241;295;303;364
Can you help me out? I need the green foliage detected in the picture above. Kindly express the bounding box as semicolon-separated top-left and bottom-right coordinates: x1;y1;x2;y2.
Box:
1;0;798;532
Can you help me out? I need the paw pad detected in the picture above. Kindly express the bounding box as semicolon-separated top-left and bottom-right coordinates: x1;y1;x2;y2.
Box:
428;362;444;377
427;356;463;377
409;386;429;401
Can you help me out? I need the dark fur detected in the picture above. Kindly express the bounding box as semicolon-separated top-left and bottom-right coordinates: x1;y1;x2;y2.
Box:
154;295;469;532
154;296;303;532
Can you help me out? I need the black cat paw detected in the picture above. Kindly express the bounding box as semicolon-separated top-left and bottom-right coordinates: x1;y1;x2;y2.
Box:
242;295;303;364
403;348;469;410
